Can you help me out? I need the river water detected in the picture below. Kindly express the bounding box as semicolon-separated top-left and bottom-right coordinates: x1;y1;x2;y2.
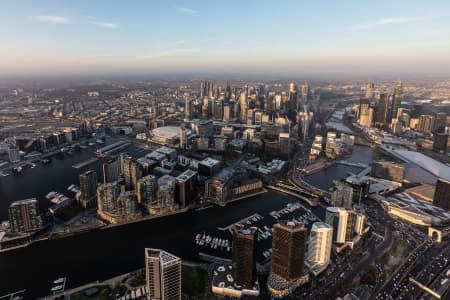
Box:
0;139;372;297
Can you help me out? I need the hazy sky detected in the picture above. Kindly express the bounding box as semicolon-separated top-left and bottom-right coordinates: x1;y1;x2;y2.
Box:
1;0;450;76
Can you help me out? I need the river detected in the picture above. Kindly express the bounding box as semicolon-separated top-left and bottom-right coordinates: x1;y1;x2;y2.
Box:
0;140;372;297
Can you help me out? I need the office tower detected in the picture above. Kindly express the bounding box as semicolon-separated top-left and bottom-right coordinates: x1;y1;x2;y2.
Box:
8;147;20;163
433;178;450;210
266;92;275;115
301;82;309;102
391;81;403;120
223;104;231;122
240;92;248;123
97;182;120;213
136;175;156;204
102;159;118;183
271;220;307;280
175;169;197;208
434;112;448;132
8;198;43;233
375;93;389;127
225;80;231;100
365;81;375;99
287;82;298;118
358;98;373;127
254;110;263;126
123;156;142;190
232;225;257;289
157;175;176;208
179;125;187;150
417;115;436;133
145;248;181;300
184;93;191;120
297;106;313;142
278;133;291;159
80;170;98;208
213;98;223;120
371;161;405;183
307;222;333;267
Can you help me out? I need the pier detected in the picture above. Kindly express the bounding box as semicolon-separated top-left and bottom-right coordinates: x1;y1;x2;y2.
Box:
72;157;99;169
217;213;263;233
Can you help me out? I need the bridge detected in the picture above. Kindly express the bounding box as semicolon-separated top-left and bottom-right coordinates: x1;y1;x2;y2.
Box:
266;185;318;207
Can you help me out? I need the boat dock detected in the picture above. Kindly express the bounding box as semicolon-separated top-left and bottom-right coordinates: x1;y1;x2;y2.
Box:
217;213;263;233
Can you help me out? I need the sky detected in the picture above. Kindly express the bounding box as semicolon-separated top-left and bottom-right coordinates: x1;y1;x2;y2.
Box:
1;0;450;76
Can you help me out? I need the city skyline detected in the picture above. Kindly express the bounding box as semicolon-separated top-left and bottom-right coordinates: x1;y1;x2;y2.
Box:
1;0;450;76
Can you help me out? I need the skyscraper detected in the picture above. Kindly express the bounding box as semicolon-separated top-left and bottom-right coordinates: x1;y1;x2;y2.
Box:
80;170;98;208
365;81;375;99
240;92;248;123
8;198;43;233
298;105;313;142
145;248;181;300
184;93;191;120
179;125;187;150
301;82;309;103
266;92;275;115
102;159;118;183
175;169;197;208
271;220;307;281
392;81;403;119
306;222;333;271
232;225;257;289
288;82;298;119
358;98;373;127
433;178;450;210
434;112;448;132
375;93;389;127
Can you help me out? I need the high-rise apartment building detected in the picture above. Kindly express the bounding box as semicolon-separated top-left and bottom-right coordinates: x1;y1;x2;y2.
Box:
123;156;142;190
136;175;156;205
271;220;307;281
97;182;120;213
102;159;118;183
145;248;181;300
80;170;98;208
232;225;257;289
175;169;197;208
307;222;333;269
325;207;358;244
8;198;43;233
